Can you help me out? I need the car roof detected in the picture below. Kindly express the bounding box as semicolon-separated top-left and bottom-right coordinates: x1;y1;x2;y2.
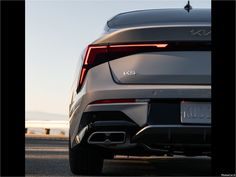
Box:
106;8;211;30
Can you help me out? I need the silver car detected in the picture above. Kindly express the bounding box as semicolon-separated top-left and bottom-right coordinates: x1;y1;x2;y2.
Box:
69;8;211;175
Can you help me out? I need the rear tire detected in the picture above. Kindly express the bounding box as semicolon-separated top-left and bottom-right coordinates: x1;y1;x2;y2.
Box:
69;142;104;175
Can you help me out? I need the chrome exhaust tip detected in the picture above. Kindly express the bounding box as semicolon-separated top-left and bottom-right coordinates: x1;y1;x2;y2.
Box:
87;131;126;145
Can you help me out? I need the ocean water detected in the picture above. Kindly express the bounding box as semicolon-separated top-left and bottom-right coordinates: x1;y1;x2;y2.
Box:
26;127;69;136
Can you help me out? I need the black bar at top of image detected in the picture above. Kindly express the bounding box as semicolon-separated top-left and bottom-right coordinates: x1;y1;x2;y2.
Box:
212;1;235;176
1;1;25;176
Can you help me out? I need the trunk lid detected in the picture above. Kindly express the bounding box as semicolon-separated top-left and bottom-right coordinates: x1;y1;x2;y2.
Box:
109;51;211;84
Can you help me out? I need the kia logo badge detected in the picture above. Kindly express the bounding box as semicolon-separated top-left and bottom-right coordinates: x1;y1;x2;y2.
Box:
190;29;211;36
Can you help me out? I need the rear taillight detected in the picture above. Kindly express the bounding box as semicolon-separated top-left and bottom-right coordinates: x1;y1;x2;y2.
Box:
77;45;108;91
108;43;168;61
84;46;108;65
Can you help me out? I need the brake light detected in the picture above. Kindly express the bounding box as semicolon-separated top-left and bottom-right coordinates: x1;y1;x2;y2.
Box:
77;45;108;92
90;99;136;104
78;68;87;86
76;43;168;92
156;43;168;48
84;46;107;65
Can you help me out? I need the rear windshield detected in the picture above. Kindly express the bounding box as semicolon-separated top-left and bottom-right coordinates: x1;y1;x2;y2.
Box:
107;9;211;29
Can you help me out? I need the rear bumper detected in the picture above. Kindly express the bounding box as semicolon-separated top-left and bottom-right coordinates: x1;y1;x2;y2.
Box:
75;120;211;154
83;99;211;127
72;99;211;150
77;122;211;145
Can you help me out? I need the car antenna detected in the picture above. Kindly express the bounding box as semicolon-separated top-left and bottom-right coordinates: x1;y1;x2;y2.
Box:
184;1;192;13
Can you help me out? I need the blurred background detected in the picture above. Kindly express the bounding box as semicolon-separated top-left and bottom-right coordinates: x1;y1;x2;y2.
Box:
25;0;211;135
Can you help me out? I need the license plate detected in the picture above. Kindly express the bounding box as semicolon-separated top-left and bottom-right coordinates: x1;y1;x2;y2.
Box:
181;101;211;124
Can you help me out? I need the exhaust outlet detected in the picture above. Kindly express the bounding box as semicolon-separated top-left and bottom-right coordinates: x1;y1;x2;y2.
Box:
87;131;126;145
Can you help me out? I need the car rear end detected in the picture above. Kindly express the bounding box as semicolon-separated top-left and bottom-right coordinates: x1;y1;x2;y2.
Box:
69;9;211;175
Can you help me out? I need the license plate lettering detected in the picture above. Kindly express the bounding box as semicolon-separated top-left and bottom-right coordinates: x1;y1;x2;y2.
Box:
181;102;211;124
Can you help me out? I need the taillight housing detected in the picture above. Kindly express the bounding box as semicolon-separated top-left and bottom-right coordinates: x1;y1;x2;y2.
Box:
77;45;108;92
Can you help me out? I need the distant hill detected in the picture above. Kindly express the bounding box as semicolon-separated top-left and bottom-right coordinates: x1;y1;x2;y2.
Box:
26;111;67;121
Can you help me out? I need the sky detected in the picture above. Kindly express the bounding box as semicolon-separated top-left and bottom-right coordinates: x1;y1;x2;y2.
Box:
25;0;211;117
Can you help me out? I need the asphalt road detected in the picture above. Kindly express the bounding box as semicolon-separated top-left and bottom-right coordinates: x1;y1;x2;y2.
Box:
25;136;211;176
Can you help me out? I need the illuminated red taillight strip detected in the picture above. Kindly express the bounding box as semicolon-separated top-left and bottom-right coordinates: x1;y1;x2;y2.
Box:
155;43;168;48
90;99;136;104
109;43;168;48
77;45;108;91
79;68;87;86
